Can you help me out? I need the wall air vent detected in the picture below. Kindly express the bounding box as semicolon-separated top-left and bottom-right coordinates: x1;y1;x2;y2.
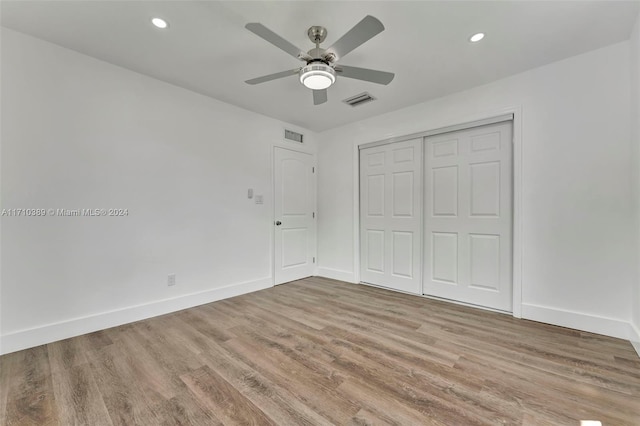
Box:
284;129;304;143
343;92;376;107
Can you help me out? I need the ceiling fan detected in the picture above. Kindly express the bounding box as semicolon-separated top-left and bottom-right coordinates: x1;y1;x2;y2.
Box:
244;15;395;105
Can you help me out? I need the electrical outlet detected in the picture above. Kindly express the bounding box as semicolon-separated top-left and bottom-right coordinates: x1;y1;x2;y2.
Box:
168;274;176;286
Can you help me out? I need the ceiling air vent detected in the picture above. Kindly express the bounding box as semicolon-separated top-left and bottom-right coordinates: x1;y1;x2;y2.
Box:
343;92;376;107
284;129;304;143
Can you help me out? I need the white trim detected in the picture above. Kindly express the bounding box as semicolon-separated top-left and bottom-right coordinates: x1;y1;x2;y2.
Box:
353;107;523;317
0;277;272;355
316;268;357;283
631;321;640;358
632;341;640;359
521;303;632;340
359;113;514;150
353;143;361;284
313;158;318;277
511;106;524;318
270;145;276;287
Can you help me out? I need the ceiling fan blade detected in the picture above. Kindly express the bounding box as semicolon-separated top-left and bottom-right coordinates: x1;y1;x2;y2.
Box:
245;23;312;61
336;65;394;85
245;69;299;85
313;89;328;105
325;15;385;61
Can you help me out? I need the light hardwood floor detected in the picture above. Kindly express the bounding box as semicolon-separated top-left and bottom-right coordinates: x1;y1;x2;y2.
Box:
1;277;639;425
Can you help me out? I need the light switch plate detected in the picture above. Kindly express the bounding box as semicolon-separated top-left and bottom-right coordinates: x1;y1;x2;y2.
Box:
255;195;263;204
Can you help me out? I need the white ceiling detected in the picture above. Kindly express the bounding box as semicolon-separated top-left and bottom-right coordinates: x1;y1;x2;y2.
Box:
2;1;639;132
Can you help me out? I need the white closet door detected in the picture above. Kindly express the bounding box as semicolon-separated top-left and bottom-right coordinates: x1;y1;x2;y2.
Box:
423;122;513;311
360;139;422;294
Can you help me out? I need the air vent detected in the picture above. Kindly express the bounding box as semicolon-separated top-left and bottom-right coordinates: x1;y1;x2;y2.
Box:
343;92;376;107
284;129;304;143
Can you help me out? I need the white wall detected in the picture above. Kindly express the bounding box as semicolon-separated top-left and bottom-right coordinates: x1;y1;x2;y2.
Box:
318;41;635;340
0;28;316;354
2;25;637;355
630;12;640;352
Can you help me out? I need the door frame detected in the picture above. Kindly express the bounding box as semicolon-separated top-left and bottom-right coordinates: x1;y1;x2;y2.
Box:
354;106;523;318
271;144;317;286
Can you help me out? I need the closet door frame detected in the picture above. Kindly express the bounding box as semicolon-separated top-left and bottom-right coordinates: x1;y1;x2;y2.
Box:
354;107;523;318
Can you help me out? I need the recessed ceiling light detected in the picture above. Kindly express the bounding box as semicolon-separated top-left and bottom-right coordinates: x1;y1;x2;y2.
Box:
151;18;168;29
469;32;485;43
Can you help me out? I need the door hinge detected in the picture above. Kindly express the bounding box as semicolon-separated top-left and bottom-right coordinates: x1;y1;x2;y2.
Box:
312;167;315;173
313;257;315;263
312;212;315;218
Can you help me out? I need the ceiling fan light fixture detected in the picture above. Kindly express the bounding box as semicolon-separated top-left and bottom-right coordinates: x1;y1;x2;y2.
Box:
299;63;336;90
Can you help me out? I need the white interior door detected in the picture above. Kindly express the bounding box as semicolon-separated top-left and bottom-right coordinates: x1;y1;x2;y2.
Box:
274;147;315;285
360;139;422;294
423;121;513;311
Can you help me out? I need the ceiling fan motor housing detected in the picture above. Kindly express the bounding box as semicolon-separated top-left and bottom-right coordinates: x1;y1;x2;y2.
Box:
307;26;328;44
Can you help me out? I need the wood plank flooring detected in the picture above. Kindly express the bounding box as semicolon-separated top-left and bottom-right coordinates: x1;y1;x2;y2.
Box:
1;277;639;425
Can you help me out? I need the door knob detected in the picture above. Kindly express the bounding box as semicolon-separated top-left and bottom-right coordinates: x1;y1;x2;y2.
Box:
275;221;282;226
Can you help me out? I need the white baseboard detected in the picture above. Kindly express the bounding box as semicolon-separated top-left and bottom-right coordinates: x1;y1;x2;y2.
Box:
316;267;356;283
521;303;632;341
0;277;273;355
630;321;640;358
